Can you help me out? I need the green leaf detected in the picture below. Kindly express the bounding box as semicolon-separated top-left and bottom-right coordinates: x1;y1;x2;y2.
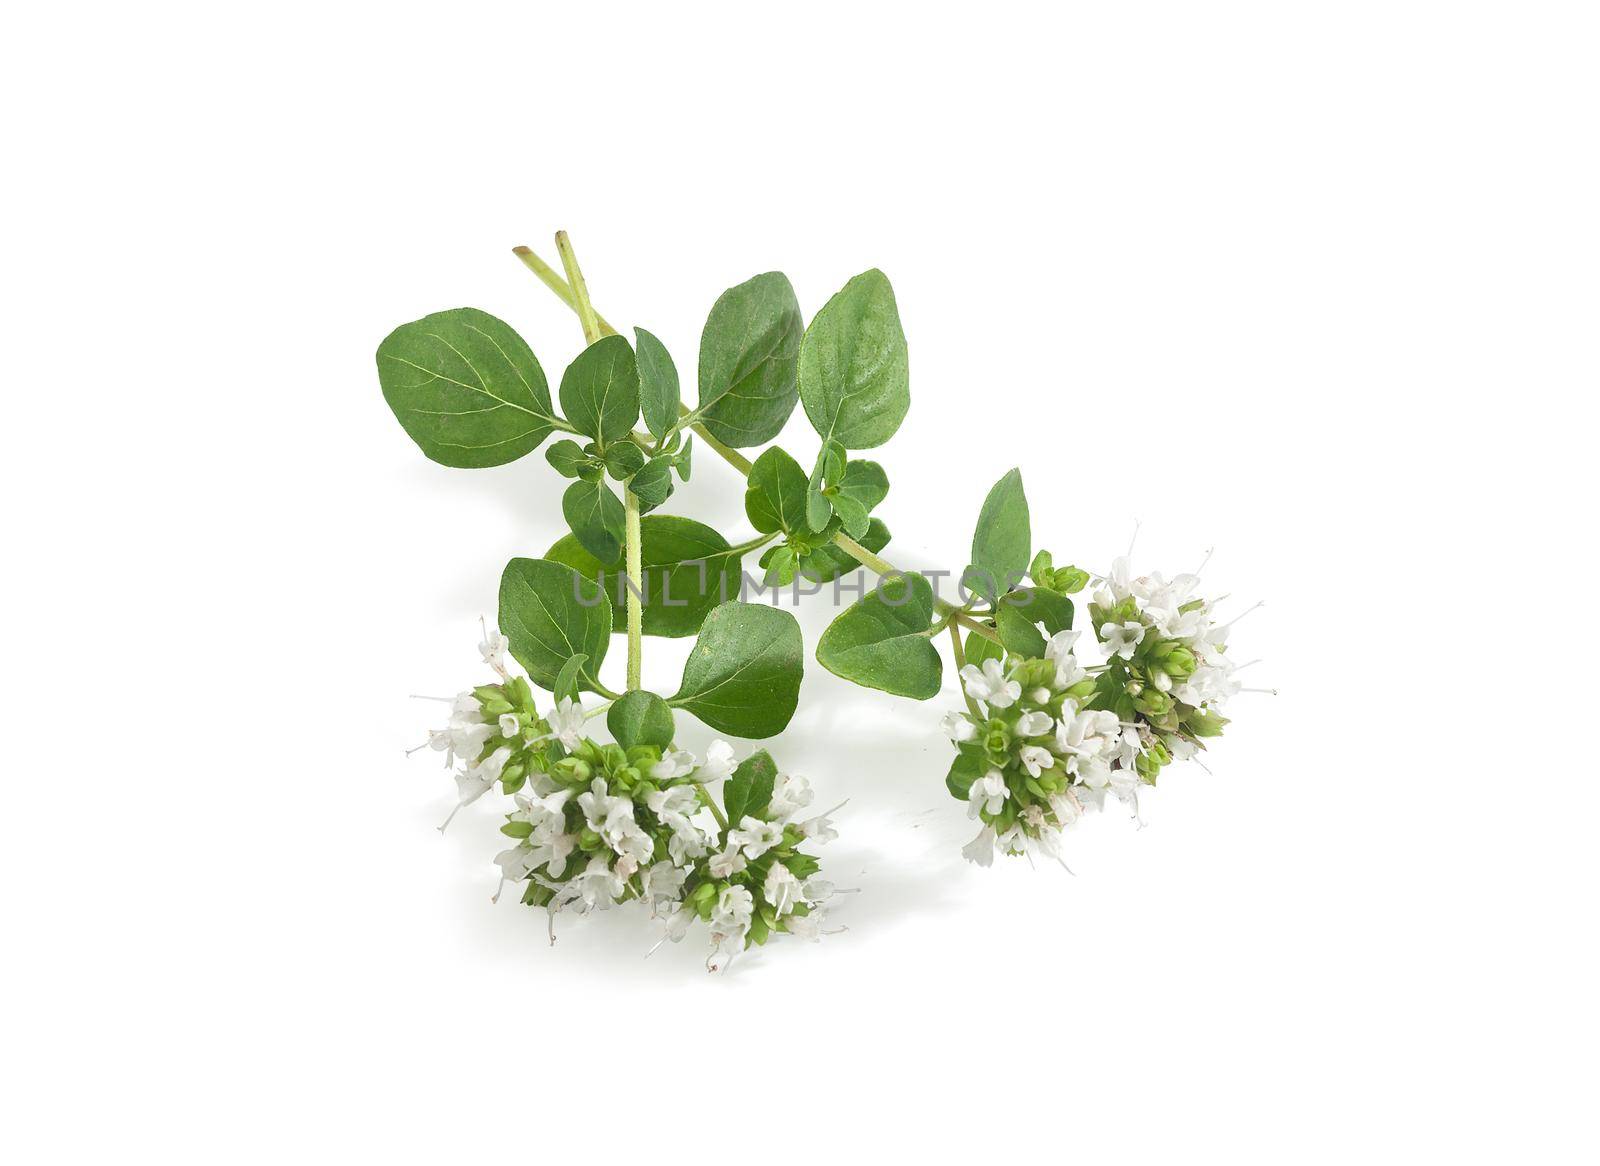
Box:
559;334;640;446
744;446;809;534
798;269;910;449
545;515;746;638
945;743;988;800
995;604;1046;658
377;308;558;468
806;440;844;533
995;587;1074;659
673;436;693;482
815;572;942;699
607;690;675;750
723;749;778;825
799;517;890;584
498;558;611;693
628;458;674;513
696;272;803;448
965;628;1004;669
603;441;647;480
633;327;680;441
562;478;625;562
545;439;590;478
671;603;803;738
837;459;889;514
962;468;1030;603
552;654;587;703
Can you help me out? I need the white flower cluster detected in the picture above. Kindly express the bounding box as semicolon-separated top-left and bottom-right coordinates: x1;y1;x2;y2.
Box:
415;630;845;971
943;550;1262;866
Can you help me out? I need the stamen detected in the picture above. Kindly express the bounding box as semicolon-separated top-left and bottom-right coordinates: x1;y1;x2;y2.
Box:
1126;520;1142;560
437;803;463;833
409;694;455;702
1192;546;1214;576
1215;600;1265;631
1241;686;1279;696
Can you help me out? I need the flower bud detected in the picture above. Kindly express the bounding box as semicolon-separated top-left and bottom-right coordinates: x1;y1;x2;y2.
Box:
553;757;592;785
1185;709;1229;738
578;828;603;852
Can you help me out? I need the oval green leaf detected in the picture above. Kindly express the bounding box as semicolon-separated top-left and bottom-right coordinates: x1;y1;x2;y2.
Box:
798;269;910;450
962;468;1030;603
559;334;640;445
671;602;803;738
607;690;675;750
562;478;625;563
497;558;611;693
377;308;557;468
744;446;809;534
697;272;803;448
815;572;942;699
634;327;680;441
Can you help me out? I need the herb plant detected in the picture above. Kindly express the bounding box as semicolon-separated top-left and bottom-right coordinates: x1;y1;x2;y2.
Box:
379;233;1265;969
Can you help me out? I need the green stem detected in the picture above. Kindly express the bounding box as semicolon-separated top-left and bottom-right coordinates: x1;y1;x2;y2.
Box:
552;233;645;691
695;785;729;831
949;620;984;718
514;244;1002;646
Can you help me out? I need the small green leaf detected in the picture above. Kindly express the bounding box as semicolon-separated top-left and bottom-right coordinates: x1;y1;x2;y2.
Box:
671;603;803;738
697;273;803;448
377;308;558;468
674;436;693;482
552;654;587;703
546;515;747;638
745;446;809;534
559;334;640;445
830;492;870;538
815;572;942;699
603;441;647;480
798;517;890;584
962;468;1030;603
965;628;1004;669
723;749;778;825
545;439;590;478
806;440;845;533
628;458;674;513
607;690;675;750
633;327;680;441
945;743;988;800
996;603;1047;658
562;478;625;562
798;269;910;449
838;459;889;514
498;558;611;693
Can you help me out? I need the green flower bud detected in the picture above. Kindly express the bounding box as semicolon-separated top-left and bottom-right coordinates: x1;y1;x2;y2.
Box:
521;882;556;908
983;721;1012;759
506;676;533;709
599;744;628;774
1015;658;1055;690
612;765;641;791
1065;677;1098;702
1136;689;1173;718
1185;709;1229;738
553;757;592;785
578;828;603;852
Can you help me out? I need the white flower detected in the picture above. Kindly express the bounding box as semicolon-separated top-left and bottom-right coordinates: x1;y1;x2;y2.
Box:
479;624;510;675
1112;726;1144;769
1101;621;1145;659
556;855;625;913
427;692;493;766
961;658;1021;709
1049;789;1083;827
710;885;754;938
968;769;1007;818
577;777;623;832
1014;711;1053;738
708;843;747;879
1018;744;1055;778
1044;629;1086;689
783;909;829;941
696;739;737;784
794;802;843;843
801;878;838;902
546;697;585;751
498;713;521;738
668;818;711;865
650;750;698;781
645;784;698;820
661;904;696;944
962;824;997;866
768;773;813;822
494;843;542;882
452;765;497;810
641;861;687;906
729;816;784;859
764;862;803;916
941;711;977;743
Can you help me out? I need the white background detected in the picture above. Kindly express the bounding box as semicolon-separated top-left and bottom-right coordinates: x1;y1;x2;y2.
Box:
4;3;1595;1162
